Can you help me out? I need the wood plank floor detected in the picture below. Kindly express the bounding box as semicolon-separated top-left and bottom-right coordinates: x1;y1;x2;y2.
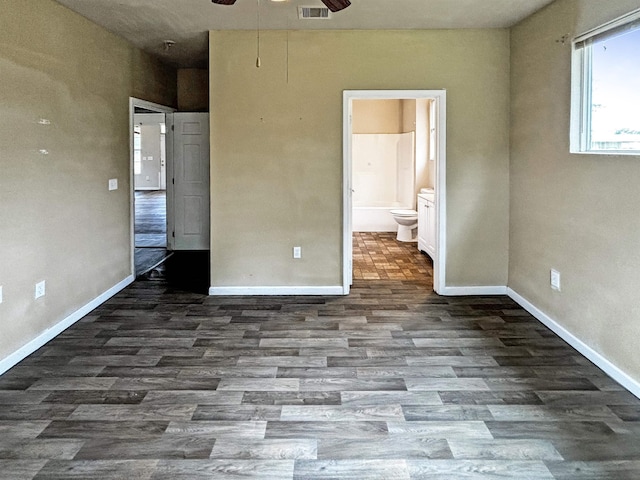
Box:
135;190;169;276
1;235;640;479
135;190;167;248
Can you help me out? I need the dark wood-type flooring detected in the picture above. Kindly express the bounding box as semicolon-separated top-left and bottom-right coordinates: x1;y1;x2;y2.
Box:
1;235;640;479
135;190;169;277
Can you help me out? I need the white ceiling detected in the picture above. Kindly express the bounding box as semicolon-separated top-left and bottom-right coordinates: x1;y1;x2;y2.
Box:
54;0;555;68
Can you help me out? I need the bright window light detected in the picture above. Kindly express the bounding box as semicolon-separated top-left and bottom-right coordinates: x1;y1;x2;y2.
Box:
571;10;640;155
134;125;142;175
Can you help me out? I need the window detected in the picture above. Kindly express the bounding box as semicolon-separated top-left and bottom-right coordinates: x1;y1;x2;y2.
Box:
134;124;142;174
571;9;640;154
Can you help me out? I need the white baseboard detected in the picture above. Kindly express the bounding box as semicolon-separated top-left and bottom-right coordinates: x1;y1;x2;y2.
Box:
507;287;640;400
209;286;345;296
438;285;508;296
0;275;135;376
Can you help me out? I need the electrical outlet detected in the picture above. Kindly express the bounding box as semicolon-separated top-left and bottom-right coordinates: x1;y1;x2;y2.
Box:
35;281;46;299
108;178;118;191
293;246;302;259
550;269;561;291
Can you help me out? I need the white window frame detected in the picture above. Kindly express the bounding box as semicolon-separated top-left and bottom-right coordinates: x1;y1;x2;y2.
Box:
570;9;640;155
133;124;142;174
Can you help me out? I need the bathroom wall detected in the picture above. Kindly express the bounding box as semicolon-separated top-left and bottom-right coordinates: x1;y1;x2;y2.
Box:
510;0;640;382
352;100;403;134
209;29;510;289
0;0;176;365
402;99;431;197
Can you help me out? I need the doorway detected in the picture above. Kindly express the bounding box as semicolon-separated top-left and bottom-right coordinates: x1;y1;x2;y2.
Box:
343;90;447;295
129;98;175;277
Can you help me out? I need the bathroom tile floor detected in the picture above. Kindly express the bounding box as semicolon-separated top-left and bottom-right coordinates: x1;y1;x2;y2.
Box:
352;232;432;282
1;238;640;478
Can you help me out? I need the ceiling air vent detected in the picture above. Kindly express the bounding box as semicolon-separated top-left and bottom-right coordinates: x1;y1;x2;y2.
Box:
298;6;331;19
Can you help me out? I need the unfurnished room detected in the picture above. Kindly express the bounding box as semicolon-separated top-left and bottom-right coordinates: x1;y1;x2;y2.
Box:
1;0;640;478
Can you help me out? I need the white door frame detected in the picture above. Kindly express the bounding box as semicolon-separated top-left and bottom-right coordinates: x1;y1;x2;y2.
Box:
342;90;447;295
128;97;176;275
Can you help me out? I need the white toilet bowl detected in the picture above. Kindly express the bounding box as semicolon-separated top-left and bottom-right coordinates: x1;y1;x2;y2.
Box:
390;209;418;242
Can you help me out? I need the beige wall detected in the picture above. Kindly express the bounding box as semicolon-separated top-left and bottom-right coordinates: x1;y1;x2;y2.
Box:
133;50;177;108
210;29;510;288
510;0;640;380
0;0;176;362
178;68;209;112
353;100;403;134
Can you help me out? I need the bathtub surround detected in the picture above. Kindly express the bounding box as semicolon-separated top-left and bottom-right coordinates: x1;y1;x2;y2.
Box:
352;132;416;232
352;133;416;210
351;98;433;233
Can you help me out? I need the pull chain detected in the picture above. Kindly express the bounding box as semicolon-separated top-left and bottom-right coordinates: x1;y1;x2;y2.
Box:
256;0;261;68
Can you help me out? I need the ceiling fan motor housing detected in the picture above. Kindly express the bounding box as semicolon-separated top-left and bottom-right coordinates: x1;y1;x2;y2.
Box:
211;0;351;12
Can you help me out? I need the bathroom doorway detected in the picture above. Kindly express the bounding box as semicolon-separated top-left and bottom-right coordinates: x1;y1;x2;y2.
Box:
342;90;447;294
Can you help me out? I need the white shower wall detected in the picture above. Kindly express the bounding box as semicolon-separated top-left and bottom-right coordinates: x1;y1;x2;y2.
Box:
352;132;415;232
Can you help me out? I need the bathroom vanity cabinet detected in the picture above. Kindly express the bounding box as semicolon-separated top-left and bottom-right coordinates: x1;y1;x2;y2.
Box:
417;193;436;259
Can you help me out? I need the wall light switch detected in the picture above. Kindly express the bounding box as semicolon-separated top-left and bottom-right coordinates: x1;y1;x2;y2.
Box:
35;281;46;299
550;269;561;291
108;178;118;191
0;286;3;304
293;247;302;259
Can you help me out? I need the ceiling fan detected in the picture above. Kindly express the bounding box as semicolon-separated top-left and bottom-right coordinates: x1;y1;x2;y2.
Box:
211;0;351;13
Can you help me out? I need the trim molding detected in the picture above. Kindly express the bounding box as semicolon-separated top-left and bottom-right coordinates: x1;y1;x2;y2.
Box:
209;286;345;296
0;275;134;376
342;90;448;296
508;287;640;400
439;285;508;296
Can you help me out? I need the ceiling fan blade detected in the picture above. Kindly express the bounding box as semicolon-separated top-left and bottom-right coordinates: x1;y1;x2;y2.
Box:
321;0;351;12
211;0;237;5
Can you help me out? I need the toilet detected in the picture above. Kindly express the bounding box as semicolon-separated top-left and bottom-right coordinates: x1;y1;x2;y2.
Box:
390;209;418;242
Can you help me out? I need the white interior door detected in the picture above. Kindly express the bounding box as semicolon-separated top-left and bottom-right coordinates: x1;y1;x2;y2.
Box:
167;112;210;251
